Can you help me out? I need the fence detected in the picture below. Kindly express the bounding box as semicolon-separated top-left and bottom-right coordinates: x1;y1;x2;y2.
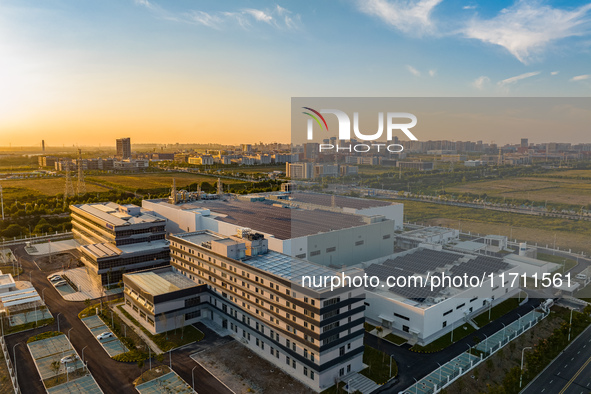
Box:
0;335;21;393
402;309;548;394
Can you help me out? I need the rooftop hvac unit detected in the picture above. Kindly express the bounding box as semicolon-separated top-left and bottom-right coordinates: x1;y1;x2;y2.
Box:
236;227;251;239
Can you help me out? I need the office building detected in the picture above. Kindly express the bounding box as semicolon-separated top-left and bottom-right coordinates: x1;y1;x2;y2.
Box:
71;202;169;285
125;229;366;392
116;137;132;159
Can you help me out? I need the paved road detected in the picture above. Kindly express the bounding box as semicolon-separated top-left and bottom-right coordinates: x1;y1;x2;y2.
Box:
522;325;591;394
370;297;542;393
4;244;233;394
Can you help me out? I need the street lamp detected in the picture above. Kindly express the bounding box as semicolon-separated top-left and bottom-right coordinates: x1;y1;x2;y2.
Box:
413;377;419;394
81;346;88;365
568;308;573;342
192;365;197;390
56;313;61;332
68;328;74;342
41;288;46;303
13;343;21;383
520;347;532;387
436;362;442;385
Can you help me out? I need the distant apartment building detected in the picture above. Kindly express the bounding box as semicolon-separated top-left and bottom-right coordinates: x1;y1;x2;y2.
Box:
71;202;169;285
38;156;58;168
440;154;467;162
241;144;252;153
257;154;272;164
396;161;434;171
116;137;132;159
286;162;313;179
188;155;214;165
273;153;297;164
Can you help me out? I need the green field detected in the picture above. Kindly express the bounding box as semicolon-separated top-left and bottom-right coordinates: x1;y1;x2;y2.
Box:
402;200;591;255
87;172;244;192
0;177;110;200
447;176;591;206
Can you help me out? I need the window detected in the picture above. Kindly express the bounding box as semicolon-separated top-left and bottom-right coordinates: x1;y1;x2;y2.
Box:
310;250;321;257
323;297;340;307
326;246;336;253
383;234;391;239
456;303;466;309
323;310;339;319
355;240;364;246
323;322;340;332
470;296;478;302
394;313;410;321
292;360;296;369
304;367;308;376
339;346;345;356
443;309;453;316
323;334;339;345
442;321;447;328
286;356;290;366
310;371;314;380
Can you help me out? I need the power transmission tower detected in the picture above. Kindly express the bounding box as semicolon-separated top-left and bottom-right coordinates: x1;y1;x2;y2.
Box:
64;161;75;199
77;149;86;195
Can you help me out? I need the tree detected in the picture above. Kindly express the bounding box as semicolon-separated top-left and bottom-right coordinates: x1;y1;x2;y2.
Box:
51;360;61;379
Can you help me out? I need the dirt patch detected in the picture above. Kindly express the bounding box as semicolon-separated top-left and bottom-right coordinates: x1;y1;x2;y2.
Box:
35;251;82;273
193;341;315;394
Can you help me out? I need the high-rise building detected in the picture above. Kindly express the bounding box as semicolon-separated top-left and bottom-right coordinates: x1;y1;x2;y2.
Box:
520;138;528;148
116;137;131;159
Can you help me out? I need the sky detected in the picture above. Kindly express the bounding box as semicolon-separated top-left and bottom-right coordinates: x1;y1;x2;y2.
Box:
0;0;590;147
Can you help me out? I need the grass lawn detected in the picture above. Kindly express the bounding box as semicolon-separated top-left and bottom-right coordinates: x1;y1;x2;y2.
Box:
383;333;407;345
364;322;376;332
575;285;591;303
0;265;23;277
410;323;476;353
27;331;62;343
6;317;54;335
360;345;397;384
473;297;520;327
133;365;171;386
537;252;578;273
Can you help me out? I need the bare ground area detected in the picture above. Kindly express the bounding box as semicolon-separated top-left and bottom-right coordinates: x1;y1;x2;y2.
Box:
0;350;14;394
34;251;82;273
427;218;591;255
192;341;315;394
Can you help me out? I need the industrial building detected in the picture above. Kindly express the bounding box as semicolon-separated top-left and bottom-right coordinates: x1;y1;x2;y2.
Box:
71;202;170;285
142;192;403;267
362;247;558;345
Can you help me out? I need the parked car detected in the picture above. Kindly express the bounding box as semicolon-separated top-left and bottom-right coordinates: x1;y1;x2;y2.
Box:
49;276;63;282
48;274;61;280
53;280;67;287
96;332;114;341
60;355;79;364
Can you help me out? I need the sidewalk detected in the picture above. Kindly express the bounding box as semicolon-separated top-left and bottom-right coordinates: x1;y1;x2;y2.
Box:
111;303;161;354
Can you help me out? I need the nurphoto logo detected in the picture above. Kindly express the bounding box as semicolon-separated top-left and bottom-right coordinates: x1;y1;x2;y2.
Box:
302;107;418;153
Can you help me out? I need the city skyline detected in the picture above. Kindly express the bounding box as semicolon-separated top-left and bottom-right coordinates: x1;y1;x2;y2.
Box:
1;0;591;146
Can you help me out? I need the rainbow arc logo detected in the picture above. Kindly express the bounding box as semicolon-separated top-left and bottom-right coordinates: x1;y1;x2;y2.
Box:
302;107;328;132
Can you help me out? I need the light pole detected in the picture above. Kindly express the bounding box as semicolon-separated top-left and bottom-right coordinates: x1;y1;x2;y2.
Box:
41;288;46;303
68;328;74;342
520;347;532;387
169;349;172;369
436;362;442;385
56;313;61;332
13;343;21;384
389;355;393;378
191;365;197;390
413;377;419;394
501;322;506;340
110;311;114;328
517;313;522;330
568;308;573;342
81;346;88;369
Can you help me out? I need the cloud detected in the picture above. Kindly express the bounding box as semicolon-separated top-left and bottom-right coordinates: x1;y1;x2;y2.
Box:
551;71;559;75
497;71;541;86
463;1;591;64
406;65;421;76
570;74;590;81
135;1;300;30
358;0;443;35
471;76;490;89
244;9;273;23
428;69;437;77
463;5;477;10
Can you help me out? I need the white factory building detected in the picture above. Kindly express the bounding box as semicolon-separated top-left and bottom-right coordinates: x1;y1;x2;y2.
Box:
361;246;559;345
142;192;404;268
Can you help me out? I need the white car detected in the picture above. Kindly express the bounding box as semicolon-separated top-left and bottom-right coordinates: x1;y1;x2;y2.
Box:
96;332;114;341
53;280;67;287
48;274;61;280
49;276;63;282
60;355;79;364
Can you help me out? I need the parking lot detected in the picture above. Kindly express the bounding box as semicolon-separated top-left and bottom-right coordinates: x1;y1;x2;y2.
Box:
81;315;128;357
46;375;103;394
28;334;81;381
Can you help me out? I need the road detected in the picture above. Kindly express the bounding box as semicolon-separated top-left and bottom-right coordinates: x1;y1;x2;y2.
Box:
4;244;232;394
522;325;591;394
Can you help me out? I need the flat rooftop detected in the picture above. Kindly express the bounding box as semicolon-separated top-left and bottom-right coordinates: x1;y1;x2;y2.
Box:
366;248;512;305
125;267;197;296
80;240;169;258
160;199;371;240
285;192;395;210
72;202;164;227
399;226;457;239
174;231;356;290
